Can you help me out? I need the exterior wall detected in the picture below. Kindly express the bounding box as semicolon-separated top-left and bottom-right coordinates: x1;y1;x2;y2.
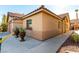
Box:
8;20;13;32
70;23;74;30
13;20;23;27
8;16;13;32
8;16;23;32
63;17;70;33
23;12;43;40
42;12;62;40
62;20;66;33
74;22;79;30
66;17;70;32
58;20;63;33
23;12;63;40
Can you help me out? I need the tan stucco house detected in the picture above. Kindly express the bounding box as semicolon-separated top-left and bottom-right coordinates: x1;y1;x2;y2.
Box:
70;19;79;30
7;12;24;32
8;5;70;40
59;13;70;33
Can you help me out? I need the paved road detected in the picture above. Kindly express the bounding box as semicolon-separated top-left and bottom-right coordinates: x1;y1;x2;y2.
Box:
1;31;73;53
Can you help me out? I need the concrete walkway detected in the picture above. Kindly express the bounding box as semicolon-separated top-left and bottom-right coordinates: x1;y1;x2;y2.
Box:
0;32;10;38
1;31;73;53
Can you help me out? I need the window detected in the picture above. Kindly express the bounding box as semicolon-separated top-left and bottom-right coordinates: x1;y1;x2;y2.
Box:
27;19;32;30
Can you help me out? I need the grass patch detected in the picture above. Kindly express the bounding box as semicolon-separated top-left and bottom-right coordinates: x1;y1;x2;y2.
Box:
0;34;12;43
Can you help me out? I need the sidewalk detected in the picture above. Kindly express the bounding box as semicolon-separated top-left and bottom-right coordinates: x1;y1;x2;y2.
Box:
1;31;73;53
27;31;73;53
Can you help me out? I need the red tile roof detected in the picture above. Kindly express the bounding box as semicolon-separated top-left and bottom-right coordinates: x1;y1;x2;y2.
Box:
8;12;24;17
21;5;62;20
8;5;70;21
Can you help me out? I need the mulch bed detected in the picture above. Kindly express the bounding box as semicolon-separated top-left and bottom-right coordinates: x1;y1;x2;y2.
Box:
57;36;79;53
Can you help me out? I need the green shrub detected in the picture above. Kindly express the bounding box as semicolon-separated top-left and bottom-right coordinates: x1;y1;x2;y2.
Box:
1;23;8;32
19;27;25;32
19;27;26;41
13;26;19;32
71;33;79;42
13;26;19;38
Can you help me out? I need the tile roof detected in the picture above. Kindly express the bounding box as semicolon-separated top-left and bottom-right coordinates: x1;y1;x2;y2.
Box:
8;12;24;17
21;5;62;20
7;12;24;20
58;13;69;18
8;5;70;21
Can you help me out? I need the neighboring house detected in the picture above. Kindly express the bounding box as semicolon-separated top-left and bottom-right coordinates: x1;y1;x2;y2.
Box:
59;13;70;33
74;19;79;30
70;20;75;30
7;5;70;40
7;12;24;32
70;19;79;30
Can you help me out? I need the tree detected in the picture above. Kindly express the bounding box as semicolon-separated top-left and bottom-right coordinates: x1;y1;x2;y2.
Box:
1;23;8;32
74;9;79;30
75;9;78;12
1;14;8;32
75;9;78;21
2;14;8;24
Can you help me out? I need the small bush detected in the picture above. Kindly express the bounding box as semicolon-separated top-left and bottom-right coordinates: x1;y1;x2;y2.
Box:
71;33;79;43
19;27;26;32
13;27;19;32
13;26;19;38
19;27;26;41
1;23;8;32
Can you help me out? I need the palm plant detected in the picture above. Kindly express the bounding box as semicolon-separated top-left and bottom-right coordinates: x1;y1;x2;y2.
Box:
19;27;26;42
74;9;78;30
13;27;19;38
75;9;78;12
75;9;78;21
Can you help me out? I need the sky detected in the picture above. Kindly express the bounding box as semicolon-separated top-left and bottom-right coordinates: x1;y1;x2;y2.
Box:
0;5;79;24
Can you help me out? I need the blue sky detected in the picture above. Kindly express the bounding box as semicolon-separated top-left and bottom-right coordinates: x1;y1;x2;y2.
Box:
0;5;79;24
0;5;39;22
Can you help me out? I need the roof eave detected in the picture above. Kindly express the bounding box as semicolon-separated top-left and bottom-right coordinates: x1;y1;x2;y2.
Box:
21;8;62;20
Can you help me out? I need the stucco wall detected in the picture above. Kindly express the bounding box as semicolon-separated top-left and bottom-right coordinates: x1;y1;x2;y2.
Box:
23;12;43;40
8;21;13;32
8;16;14;32
8;19;23;32
13;20;23;27
23;12;63;40
66;17;70;32
42;12;62;39
63;17;70;33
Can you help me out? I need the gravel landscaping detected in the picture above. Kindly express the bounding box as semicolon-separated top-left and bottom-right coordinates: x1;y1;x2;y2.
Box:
57;36;79;53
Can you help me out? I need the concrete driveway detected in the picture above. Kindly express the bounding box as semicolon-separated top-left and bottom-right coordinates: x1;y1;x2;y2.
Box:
1;31;73;53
